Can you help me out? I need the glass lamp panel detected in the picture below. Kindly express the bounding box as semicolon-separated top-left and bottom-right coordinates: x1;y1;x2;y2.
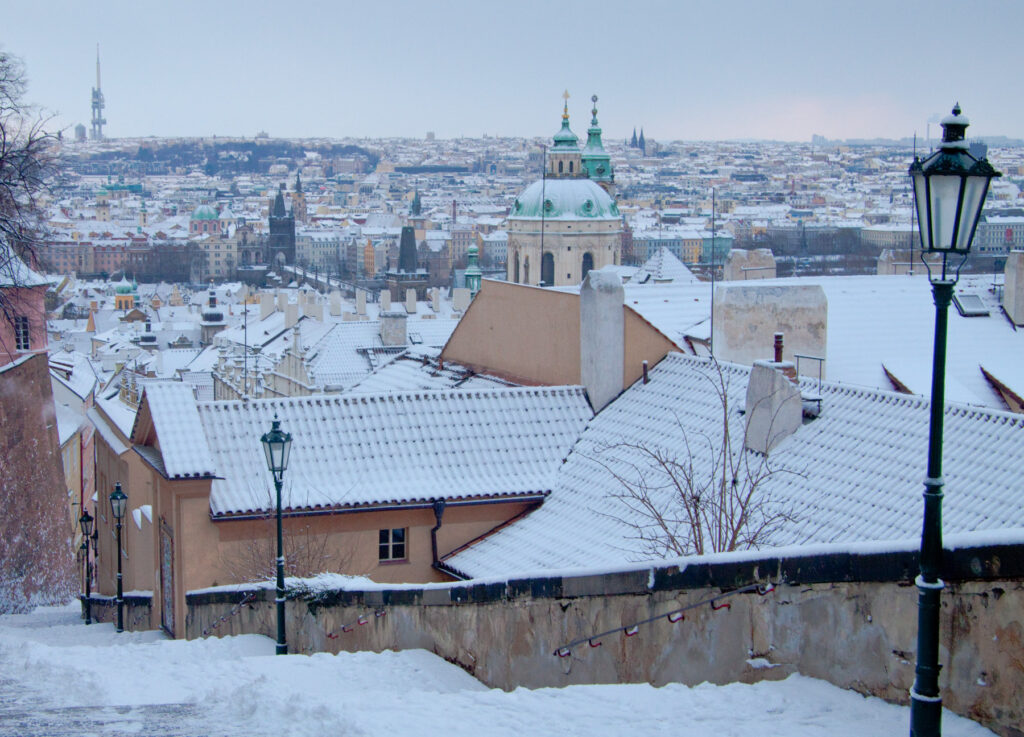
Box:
927;174;963;251
912;170;931;251
954;176;990;252
110;489;127;520
80;511;94;537
261;435;274;472
279;435;292;473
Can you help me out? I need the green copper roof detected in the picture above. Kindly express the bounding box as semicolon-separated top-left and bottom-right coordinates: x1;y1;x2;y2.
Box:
510;179;619;220
552;93;579;150
581;94;612;182
192;204;219;220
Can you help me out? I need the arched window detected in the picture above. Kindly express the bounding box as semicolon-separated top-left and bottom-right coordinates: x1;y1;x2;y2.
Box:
541;252;555;286
582;251;594;280
513;251;520;283
569;161;574;173
558;161;563;174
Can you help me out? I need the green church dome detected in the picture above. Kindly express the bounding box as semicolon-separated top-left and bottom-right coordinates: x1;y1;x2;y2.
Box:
114;275;133;294
510;179;619;220
192;204;219;220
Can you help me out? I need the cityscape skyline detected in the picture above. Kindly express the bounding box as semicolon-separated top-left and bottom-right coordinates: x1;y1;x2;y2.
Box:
6;0;1024;142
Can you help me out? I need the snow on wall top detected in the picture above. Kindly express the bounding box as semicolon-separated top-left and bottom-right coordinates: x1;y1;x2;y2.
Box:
195;386;593;517
446;353;1024;579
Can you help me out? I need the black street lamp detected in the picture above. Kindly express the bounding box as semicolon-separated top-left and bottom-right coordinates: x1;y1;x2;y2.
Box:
260;415;292;655
907;104;1000;737
79;510;94;625
109;482;128;634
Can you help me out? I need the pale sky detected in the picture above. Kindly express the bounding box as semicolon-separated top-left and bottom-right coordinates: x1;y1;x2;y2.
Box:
5;0;1023;142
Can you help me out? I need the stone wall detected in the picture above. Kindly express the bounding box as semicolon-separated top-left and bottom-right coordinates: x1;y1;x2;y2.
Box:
187;542;1024;737
83;593;153;632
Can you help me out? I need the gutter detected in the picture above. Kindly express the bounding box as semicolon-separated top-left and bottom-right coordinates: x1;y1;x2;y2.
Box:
430;499;446;571
211;491;549;522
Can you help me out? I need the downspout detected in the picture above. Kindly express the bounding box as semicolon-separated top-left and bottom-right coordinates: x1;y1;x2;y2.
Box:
430;499;446;570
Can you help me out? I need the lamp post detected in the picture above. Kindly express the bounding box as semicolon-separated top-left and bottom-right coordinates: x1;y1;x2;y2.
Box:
109;482;128;634
79;510;94;624
907;104;1000;737
260;415;292;655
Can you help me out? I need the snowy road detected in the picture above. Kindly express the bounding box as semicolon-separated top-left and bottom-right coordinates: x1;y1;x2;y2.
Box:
0;604;996;737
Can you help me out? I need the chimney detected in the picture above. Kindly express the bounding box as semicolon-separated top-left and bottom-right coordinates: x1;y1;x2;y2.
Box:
329;290;342;317
405;288;417;314
303;300;323;321
381;290;392;311
284;302;298;329
277;290;287;312
1004;250;1024;326
431;288;440;313
260;292;275;320
380;310;407;346
744;342;802;455
451;287;470;312
356;289;367;315
580;266;624;412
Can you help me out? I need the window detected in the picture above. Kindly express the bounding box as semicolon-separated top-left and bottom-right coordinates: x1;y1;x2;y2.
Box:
378;528;406;561
14;315;30;351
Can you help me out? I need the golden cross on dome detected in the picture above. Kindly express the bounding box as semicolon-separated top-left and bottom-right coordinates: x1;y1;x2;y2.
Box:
562;90;570;120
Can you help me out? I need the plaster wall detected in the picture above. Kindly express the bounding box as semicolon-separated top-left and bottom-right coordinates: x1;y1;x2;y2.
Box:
144;463;535;636
723;248;777;281
711;284;828;378
1004;250;1024;325
441;280;580;387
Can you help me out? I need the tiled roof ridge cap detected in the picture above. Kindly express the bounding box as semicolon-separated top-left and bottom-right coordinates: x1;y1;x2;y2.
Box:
664;352;1023;425
196;384;588;411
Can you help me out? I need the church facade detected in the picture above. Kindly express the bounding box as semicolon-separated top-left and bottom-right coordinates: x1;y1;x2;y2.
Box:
507;94;621;288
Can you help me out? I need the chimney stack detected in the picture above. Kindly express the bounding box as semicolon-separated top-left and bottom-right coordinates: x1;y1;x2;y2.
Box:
580;266;624;412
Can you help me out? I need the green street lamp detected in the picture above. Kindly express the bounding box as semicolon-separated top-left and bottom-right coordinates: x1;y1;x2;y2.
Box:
79;510;94;625
260;415;292;655
109;482;128;634
907;104;1000;737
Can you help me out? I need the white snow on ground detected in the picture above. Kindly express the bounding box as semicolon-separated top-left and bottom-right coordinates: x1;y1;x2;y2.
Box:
0;604;996;737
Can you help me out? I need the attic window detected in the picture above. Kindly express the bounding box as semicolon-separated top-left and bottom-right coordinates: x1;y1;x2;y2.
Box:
408;332;423;344
953;293;989;317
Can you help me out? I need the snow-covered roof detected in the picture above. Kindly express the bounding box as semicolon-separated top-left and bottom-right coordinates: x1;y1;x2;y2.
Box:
185;386;593;517
135;382;215;479
631;246;699;284
0;243;48;288
446;353;1024;578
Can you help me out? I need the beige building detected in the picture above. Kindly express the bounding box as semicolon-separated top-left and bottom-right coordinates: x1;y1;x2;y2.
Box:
90;382;593;637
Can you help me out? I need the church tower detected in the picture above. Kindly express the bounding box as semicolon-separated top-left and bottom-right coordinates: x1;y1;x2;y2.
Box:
267;184;296;266
581;94;614;195
546;90;583;179
291;171;307;224
506;94;622;288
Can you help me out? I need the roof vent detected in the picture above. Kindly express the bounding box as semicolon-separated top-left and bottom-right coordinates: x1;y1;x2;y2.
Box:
952;292;990;317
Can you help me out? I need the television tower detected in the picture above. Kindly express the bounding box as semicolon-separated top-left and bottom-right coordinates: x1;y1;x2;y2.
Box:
90;44;106;140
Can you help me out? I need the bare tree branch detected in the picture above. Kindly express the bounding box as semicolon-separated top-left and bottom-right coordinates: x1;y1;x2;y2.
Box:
591;359;803;558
